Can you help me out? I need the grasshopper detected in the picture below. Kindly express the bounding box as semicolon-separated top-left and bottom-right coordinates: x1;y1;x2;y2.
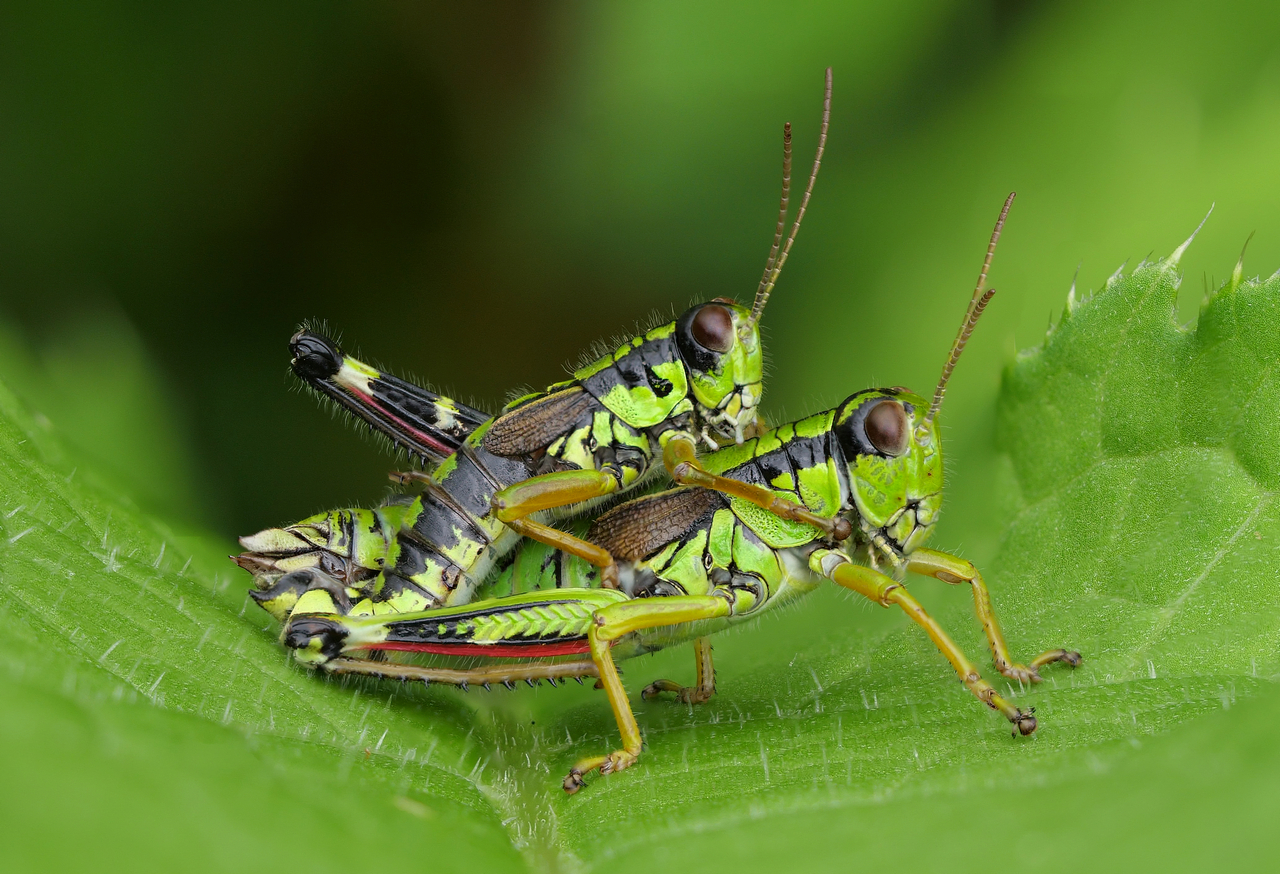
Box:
256;193;1081;793
238;71;842;614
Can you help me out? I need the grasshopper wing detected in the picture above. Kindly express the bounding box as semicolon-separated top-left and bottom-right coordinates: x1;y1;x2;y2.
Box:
482;387;597;457
587;487;724;561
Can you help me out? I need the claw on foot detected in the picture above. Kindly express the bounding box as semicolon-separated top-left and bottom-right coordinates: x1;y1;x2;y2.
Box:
642;679;711;704
1047;649;1084;668
1000;663;1043;685
1030;647;1083;671
563;770;585;794
1013;707;1037;736
641;679;676;701
1001;648;1083;684
563;750;637;794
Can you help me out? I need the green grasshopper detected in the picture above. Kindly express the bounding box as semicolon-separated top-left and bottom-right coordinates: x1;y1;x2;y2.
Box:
238;70;842;614
260;193;1081;793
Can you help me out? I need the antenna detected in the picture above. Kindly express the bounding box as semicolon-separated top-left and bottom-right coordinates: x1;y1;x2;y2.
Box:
748;66;832;327
920;191;1015;432
755;122;792;294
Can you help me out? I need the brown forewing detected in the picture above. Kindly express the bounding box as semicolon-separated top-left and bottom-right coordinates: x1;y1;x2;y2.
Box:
481;388;597;457
587;487;723;561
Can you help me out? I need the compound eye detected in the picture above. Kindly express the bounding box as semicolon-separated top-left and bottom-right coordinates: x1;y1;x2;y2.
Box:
690;304;735;353
864;400;909;456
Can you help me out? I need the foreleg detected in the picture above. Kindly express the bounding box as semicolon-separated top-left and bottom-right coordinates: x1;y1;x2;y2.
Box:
663;434;851;541
907;547;1081;684
813;550;1037;735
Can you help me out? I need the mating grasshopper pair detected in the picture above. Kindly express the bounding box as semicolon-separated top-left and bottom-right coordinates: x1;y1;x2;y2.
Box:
236;69;1079;793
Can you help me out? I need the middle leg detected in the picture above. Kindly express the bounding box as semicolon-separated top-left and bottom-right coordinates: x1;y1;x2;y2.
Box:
642;636;716;704
491;468;623;588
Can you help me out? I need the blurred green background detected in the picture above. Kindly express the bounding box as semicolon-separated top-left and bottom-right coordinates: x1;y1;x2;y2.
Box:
2;0;1279;554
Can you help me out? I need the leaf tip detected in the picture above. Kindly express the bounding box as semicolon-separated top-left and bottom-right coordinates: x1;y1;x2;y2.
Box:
1106;260;1129;288
1230;231;1256;292
1066;261;1082;314
1168;204;1214;268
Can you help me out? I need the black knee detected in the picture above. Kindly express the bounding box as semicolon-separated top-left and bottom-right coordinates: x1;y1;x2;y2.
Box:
283;615;349;661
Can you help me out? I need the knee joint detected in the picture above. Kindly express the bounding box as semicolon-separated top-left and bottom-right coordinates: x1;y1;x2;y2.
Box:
935;561;975;584
283;615;349;665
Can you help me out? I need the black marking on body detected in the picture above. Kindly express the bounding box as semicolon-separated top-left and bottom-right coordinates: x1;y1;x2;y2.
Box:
320;549;375;584
251;569;351;612
370;374;490;446
733;432;832;500
580;332;684;423
409;494;484;554
553;550;574;588
644;364;674;398
368;570;440;608
630;574;688;598
827;430;854;509
332;512;353;553
388;539;430;579
430;445;504;520
393;526;469;587
284;615;348;659
412;477;491;544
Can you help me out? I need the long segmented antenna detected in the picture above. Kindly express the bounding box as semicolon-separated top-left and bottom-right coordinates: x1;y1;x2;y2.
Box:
755;122;792;293
748;66;832;328
921;191;1015;432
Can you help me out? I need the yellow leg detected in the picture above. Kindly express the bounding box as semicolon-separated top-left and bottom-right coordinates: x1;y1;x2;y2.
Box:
663;435;852;541
321;656;599;690
388;469;433;486
641;636;716;704
824;558;1037;735
492;469;621;587
907;547;1081;684
564;596;732;793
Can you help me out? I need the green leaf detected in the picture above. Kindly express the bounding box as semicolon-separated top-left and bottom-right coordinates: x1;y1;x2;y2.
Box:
0;380;524;872
3;244;1280;871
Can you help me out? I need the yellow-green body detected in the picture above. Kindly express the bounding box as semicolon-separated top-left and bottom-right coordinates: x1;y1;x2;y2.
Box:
273;388;946;663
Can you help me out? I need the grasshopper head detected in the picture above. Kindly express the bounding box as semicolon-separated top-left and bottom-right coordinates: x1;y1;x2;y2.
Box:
678;69;833;446
833;389;943;564
833;192;1014;566
674;299;764;444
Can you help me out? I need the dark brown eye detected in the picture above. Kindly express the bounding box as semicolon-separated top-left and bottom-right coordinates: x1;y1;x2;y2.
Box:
864;400;909;456
690;304;735;353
